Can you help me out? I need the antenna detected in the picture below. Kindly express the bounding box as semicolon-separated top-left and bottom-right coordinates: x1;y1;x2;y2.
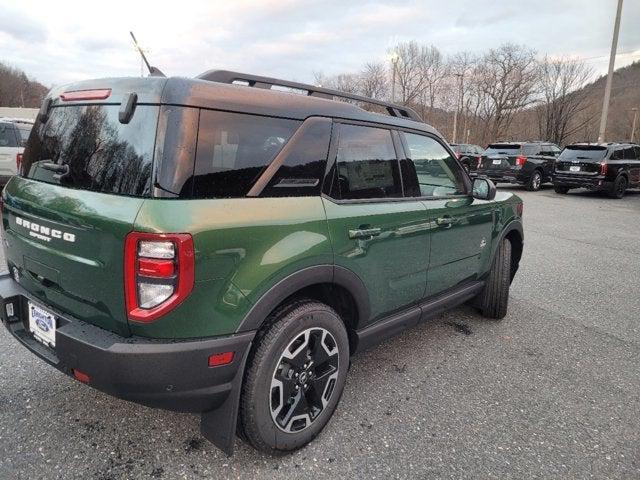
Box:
129;31;165;77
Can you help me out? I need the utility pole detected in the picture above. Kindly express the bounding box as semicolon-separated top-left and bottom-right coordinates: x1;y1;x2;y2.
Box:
597;0;624;143
452;73;463;143
390;53;399;103
631;108;638;142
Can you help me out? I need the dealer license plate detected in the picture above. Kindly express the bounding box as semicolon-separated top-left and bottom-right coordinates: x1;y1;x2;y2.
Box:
569;166;581;172
28;302;56;348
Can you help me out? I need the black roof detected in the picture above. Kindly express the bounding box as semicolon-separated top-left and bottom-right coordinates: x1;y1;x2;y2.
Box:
45;75;439;136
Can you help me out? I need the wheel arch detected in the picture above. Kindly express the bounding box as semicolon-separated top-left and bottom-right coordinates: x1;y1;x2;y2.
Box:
236;265;370;347
493;220;523;283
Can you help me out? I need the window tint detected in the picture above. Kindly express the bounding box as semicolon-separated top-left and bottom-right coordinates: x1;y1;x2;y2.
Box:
611;149;624;160
401;133;466;197
623;147;637;160
261;118;331;197
633;147;640;159
334;124;401;200
0;123;18;147
21;105;157;196
523;144;540;155
192;110;300;199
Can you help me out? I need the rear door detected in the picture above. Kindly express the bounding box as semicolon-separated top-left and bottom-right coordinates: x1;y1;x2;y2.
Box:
0;122;19;179
398;131;494;297
323;123;430;326
2;103;159;336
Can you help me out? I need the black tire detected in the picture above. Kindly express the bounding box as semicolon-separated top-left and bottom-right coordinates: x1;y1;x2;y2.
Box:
607;175;627;199
554;186;570;194
477;239;512;319
239;300;349;453
525;170;543;191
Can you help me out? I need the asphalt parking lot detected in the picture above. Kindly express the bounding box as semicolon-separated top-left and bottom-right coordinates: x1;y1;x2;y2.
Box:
1;186;639;479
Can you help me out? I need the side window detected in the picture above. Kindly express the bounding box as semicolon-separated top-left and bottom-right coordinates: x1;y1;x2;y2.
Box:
611;149;624;160
260;118;331;197
523;144;540;155
334;124;402;200
633;147;640;159
401;132;466;197
623;147;636;160
193;110;300;199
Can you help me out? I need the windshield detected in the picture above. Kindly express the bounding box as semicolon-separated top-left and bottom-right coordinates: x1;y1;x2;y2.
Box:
558;146;607;162
21;105;158;196
484;144;520;155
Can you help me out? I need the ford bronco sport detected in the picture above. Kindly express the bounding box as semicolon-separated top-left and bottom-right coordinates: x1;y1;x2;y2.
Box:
0;71;523;455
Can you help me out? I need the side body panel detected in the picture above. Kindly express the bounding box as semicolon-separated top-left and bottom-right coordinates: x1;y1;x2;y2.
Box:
132;197;334;338
322;198;430;327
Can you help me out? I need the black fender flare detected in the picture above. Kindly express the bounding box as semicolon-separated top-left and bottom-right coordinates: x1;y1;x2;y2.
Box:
491;219;524;281
235;264;371;333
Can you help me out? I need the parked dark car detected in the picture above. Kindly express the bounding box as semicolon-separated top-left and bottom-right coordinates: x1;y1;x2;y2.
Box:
449;143;484;173
553;143;640;198
476;142;560;191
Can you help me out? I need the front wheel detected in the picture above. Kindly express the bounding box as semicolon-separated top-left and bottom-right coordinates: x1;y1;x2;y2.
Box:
525;170;542;191
239;300;349;453
476;238;512;319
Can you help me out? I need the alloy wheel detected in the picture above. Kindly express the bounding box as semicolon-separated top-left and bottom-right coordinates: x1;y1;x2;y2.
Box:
270;327;340;433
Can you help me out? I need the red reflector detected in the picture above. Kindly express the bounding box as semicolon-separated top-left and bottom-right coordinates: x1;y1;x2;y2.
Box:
61;89;112;101
73;369;91;383
16;153;23;173
208;351;234;367
138;258;174;277
516;202;524;217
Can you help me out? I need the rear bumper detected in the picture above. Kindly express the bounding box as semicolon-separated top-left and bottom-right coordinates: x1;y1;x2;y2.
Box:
553;174;611;190
474;170;525;184
0;274;255;413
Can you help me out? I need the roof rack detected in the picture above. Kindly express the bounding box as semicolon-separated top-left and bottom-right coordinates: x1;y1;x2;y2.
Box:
196;70;423;123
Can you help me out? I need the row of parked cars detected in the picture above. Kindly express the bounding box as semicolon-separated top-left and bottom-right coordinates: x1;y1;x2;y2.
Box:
0;117;34;187
451;141;640;199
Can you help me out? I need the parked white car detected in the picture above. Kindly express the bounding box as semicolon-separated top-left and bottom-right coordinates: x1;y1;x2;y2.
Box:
0;118;33;186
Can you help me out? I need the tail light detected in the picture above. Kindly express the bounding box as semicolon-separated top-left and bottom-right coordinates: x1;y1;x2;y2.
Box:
600;162;608;175
16;153;23;174
477;156;483;168
516;155;527;167
455;152;460;159
124;232;194;323
516;202;524;217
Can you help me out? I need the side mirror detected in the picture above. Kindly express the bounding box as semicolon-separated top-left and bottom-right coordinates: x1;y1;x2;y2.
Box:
472;177;497;201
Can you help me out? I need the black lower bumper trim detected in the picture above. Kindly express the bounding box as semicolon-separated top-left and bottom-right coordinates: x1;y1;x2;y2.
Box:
0;274;255;414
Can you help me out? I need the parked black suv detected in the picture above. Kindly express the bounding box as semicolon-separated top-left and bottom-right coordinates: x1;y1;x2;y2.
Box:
449;143;484;173
553;143;640;198
476;142;560;191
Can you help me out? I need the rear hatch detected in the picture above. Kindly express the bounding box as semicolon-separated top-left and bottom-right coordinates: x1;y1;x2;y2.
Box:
1;82;163;336
555;145;606;175
478;143;524;175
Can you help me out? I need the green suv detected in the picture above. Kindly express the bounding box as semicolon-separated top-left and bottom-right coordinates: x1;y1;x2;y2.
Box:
0;71;523;455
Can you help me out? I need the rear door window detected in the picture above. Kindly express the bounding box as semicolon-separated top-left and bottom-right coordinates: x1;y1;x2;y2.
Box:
21;105;158;196
0;123;18;148
192;110;300;199
401;132;466;197
334;124;401;200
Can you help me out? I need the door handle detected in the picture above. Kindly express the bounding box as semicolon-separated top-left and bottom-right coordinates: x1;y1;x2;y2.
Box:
436;216;456;228
348;227;382;239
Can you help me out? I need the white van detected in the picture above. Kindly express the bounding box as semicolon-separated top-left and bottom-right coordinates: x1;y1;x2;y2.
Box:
0;118;33;186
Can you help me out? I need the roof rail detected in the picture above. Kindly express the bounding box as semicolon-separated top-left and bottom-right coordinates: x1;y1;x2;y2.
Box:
196;70;423;123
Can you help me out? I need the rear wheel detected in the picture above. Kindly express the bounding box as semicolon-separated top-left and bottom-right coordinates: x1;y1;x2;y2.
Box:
608;175;627;199
477;239;512;319
554;186;570;194
526;170;542;191
239;300;349;453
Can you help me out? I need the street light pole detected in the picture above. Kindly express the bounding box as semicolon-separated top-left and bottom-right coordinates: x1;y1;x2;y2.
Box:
631;108;638;142
390;54;399;103
597;0;624;143
452;73;463;143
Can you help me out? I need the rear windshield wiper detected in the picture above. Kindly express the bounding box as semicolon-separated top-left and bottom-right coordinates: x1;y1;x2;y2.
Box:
40;161;70;178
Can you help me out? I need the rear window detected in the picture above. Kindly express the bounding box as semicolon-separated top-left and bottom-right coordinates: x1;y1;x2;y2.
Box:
0;123;18;148
558;145;607;162
21;105;158;196
484;144;521;155
16;125;32;145
191;110;300;199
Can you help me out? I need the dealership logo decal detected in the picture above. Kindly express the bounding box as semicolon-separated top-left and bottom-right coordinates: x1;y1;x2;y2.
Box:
15;216;76;243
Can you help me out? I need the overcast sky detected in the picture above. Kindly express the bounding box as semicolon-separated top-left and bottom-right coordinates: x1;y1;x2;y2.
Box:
1;0;639;87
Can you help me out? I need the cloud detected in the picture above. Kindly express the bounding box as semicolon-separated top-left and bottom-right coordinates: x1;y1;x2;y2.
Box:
0;5;47;43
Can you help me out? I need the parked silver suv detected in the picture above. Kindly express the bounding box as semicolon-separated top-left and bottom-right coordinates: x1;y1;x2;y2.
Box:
0;118;33;186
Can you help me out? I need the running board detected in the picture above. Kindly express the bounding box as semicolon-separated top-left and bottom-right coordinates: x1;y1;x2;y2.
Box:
354;281;484;352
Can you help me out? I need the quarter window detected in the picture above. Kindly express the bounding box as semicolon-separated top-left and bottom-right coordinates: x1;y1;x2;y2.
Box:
401;133;466;197
334;124;402;200
193;110;300;199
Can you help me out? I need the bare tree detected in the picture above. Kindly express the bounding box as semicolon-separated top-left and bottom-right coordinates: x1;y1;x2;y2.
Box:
536;56;594;145
476;44;539;140
421;46;447;109
359;63;388;100
390;41;426;105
